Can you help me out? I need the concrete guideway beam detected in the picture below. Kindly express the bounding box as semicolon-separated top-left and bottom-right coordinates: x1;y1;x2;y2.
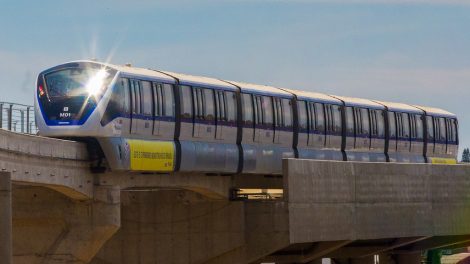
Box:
0;172;12;264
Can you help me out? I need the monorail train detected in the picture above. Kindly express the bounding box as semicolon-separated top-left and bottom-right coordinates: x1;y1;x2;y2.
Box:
35;61;459;174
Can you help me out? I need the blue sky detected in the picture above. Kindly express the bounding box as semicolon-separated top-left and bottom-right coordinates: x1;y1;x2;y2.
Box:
1;0;470;156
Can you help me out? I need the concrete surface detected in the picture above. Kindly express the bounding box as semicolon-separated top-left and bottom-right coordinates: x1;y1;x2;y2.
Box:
0;172;11;264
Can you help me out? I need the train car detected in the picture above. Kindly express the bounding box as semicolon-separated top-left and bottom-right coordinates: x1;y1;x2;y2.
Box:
35;60;459;174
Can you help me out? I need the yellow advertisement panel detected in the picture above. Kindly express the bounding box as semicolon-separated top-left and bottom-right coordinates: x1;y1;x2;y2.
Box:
430;157;457;165
128;140;175;172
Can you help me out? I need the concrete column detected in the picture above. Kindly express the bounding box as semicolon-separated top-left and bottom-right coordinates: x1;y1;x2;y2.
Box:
0;172;11;264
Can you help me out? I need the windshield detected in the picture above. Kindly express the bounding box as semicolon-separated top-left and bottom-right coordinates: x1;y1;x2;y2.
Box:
44;66;114;99
37;62;117;125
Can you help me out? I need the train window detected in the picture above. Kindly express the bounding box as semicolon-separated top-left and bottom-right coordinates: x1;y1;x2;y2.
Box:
370;110;377;136
307;102;315;132
297;101;308;132
438;117;446;142
179;85;192;120
388;112;396;139
376;110;384;138
162;84;174;117
402;113;410;138
262;96;273;127
215;90;226;121
130;80;141;115
452;119;458;143
282;99;292;128
361;108;370;136
141;81;153;116
332;105;342;133
325;105;332;132
203;89;215;121
225;91;236;122
345;107;354;136
153;83;162;116
415;115;423;140
426;116;434;141
314;103;325;133
273;98;283;128
241;93;253;126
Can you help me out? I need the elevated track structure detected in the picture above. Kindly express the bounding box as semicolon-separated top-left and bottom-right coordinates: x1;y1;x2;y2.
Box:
0;105;468;263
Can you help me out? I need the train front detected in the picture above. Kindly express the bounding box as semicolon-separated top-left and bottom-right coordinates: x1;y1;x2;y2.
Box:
35;61;117;136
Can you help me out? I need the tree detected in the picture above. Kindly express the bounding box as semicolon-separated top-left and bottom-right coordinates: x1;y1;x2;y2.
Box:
461;148;470;163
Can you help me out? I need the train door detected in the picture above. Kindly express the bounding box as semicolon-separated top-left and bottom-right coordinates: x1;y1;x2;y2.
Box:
387;111;398;160
178;85;193;140
325;104;342;149
396;113;411;154
434;117;447;155
139;81;153;136
344;106;355;150
425;115;434;157
446;118;458;156
129;80;141;135
241;93;254;144
215;90;226;140
297;101;308;148
410;114;424;155
192;87;215;140
273;97;283;144
354;108;370;151
370;109;385;153
253;95;274;144
153;83;175;139
307;102;325;148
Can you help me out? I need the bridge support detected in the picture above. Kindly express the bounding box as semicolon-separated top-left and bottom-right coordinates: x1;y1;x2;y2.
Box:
0;172;11;264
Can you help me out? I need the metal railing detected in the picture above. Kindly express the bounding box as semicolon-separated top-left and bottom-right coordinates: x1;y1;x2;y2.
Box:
0;102;37;135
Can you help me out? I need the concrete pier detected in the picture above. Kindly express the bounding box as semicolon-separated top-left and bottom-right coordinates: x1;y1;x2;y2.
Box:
0;172;11;264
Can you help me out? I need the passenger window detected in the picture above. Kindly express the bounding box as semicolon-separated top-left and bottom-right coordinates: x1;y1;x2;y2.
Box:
452;119;458;143
215;91;226;121
332;105;342;134
153;83;162;116
376;110;384;138
361;108;370;135
225;91;236;122
402;113;410;138
314;103;325;133
179;85;192;120
262;96;273;127
345;107;354;136
297;101;308;132
307;102;315;132
273;98;283;128
426;116;434;141
141;81;153;116
388;112;396;139
203;88;215;121
439;117;446;142
282;99;292;128
241;93;253;126
131;80;141;115
415;115;423;140
162;84;174;117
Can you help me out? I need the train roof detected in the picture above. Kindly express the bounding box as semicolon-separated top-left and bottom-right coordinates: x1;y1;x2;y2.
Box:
225;81;293;98
330;95;385;110
160;71;238;91
412;105;456;118
77;61;177;83
281;88;341;104
373;101;423;114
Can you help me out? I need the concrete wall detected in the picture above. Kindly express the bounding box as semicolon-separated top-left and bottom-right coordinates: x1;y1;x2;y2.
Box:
283;160;470;244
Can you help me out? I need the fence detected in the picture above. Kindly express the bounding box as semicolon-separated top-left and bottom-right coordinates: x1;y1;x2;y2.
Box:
0;102;37;135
